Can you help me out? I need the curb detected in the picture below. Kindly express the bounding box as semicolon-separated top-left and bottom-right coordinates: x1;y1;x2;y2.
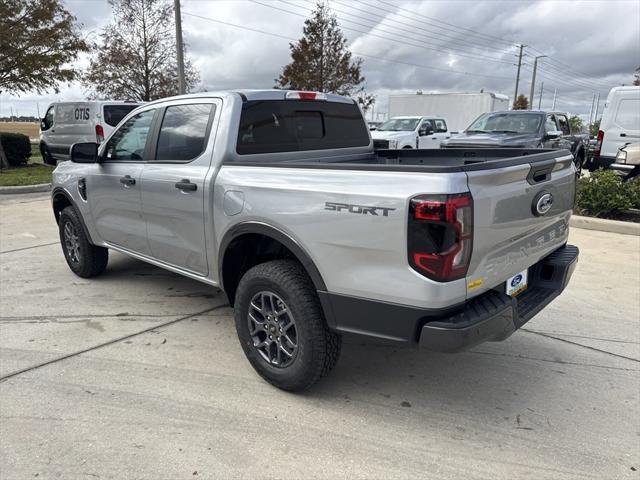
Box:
570;215;640;236
0;183;51;195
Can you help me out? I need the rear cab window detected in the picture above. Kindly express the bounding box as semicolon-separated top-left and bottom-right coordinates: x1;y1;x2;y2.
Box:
236;100;369;155
103;104;140;127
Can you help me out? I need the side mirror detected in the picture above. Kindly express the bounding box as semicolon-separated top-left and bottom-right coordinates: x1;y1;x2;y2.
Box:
545;130;562;140
70;142;98;163
419;126;434;136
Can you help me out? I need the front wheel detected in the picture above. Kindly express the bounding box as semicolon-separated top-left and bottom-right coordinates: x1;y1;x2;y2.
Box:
59;206;108;278
40;144;55;166
234;260;342;391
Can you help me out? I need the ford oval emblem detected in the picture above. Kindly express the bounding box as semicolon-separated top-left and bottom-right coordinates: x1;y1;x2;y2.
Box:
511;274;523;287
532;192;553;217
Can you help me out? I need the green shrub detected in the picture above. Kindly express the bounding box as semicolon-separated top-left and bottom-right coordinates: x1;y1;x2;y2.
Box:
576;170;640;218
0;132;32;166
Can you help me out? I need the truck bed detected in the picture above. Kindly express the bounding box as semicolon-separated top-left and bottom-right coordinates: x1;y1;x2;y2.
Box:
230;148;573;173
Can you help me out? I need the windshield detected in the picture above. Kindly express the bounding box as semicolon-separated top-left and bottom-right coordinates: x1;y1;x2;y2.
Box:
377;118;421;132
466;113;544;134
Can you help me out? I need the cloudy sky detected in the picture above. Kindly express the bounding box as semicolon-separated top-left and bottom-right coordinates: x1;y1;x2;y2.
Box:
2;0;639;121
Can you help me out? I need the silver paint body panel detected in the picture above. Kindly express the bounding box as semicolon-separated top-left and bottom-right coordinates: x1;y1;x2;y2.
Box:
52;90;575;311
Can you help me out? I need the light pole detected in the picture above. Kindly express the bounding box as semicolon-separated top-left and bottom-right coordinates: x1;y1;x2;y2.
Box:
529;55;547;110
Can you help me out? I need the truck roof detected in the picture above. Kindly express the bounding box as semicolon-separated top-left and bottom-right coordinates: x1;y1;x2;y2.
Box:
143;89;355;106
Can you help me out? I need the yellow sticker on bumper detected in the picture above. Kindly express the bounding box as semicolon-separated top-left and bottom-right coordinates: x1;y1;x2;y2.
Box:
468;279;483;289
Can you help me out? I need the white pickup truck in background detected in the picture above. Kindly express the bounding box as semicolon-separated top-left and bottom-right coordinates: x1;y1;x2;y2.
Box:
371;116;451;149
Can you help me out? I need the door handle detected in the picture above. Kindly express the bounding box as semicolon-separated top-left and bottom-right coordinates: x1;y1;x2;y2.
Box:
620;133;627;137
119;175;136;186
175;179;197;191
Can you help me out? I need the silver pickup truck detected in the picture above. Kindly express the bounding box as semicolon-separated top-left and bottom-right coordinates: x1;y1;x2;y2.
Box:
51;90;579;391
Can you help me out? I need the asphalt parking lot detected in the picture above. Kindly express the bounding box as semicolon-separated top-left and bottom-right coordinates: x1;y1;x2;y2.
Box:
1;192;638;480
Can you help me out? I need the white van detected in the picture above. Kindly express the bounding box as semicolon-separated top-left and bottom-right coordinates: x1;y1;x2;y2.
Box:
39;101;141;165
591;86;640;170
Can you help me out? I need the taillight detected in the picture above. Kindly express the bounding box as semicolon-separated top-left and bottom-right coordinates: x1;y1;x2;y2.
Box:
95;124;105;144
285;91;327;101
593;129;604;159
408;193;473;282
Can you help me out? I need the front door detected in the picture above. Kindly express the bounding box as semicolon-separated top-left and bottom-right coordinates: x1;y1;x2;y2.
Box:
141;101;218;275
417;119;439;149
543;114;561;149
555;114;575;153
88;107;157;255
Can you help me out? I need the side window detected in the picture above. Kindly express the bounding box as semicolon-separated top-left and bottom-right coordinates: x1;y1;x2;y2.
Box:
434;119;447;133
614;99;640;130
104;109;155;162
156;104;214;162
43;106;55;130
557;115;570;135
545;115;558;133
419;120;434;133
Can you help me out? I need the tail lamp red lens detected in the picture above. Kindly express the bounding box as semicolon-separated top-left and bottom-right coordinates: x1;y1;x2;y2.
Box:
95;124;105;144
593;129;604;159
408;193;473;282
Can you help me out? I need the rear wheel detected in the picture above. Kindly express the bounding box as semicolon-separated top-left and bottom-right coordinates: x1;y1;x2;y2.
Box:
234;260;341;391
59;206;108;278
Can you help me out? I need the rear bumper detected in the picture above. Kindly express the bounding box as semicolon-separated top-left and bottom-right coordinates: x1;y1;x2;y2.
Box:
587;155;615;171
319;244;579;352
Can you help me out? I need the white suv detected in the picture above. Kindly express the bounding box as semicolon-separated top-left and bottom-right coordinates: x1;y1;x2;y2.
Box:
39;101;141;165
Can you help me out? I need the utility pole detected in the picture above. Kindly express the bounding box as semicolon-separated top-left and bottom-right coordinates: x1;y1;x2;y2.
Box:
174;0;186;95
529;55;547;110
513;44;525;108
551;88;557;110
588;93;596;125
593;93;601;121
538;81;544;109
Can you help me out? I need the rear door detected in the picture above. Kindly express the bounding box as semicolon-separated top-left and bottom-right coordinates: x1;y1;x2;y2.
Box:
434;118;451;145
602;94;640;158
89;107;157;255
140;99;219;275
464;152;576;298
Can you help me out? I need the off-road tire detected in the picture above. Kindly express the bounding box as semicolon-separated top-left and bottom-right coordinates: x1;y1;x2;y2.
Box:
234;259;342;391
59;206;108;278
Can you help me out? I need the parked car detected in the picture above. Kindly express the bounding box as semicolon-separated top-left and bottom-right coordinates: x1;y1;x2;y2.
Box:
612;142;640;181
590;86;640;171
371;116;451;149
51;90;578;391
388;92;509;133
442;110;588;172
39;101;141;165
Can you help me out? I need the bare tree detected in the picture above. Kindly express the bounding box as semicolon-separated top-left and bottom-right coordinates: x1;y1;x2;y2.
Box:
83;0;199;101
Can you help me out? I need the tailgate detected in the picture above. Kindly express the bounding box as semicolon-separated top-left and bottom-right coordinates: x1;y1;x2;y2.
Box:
464;151;575;298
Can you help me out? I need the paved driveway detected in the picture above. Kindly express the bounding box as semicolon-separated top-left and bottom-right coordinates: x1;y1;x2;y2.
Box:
1;192;638;479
